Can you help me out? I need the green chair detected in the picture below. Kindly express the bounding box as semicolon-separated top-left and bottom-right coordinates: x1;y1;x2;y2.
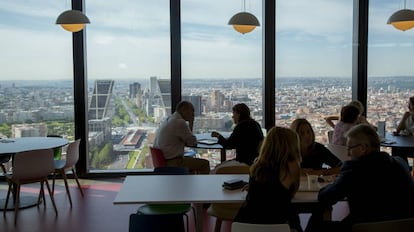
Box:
47;135;63;160
136;166;196;232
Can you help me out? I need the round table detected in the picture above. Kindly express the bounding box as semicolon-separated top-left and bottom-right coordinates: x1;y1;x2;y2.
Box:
0;137;69;211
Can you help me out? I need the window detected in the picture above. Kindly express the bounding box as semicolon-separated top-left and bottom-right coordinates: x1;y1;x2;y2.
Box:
275;0;353;143
0;1;75;172
181;0;263;168
86;0;170;171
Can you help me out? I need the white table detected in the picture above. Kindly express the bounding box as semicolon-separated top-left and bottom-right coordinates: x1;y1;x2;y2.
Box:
0;137;69;154
114;174;320;232
0;136;69;211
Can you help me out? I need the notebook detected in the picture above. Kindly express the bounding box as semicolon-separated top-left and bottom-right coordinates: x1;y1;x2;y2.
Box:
197;138;219;145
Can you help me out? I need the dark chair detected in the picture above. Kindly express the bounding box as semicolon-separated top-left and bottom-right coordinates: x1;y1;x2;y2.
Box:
136;166;196;232
352;217;414;232
129;213;185;232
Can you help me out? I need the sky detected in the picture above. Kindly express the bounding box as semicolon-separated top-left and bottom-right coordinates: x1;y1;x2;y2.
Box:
0;0;413;80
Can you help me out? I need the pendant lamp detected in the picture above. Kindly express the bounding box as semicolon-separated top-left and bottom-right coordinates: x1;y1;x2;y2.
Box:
387;0;414;31
228;0;260;34
56;10;90;32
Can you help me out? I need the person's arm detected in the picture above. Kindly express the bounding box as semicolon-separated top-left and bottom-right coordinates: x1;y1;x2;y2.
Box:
324;115;339;129
318;161;353;206
177;119;197;147
318;143;342;168
396;112;410;133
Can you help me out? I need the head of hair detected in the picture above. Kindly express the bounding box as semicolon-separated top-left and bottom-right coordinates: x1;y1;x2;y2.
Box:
290;118;315;143
348;100;364;115
340;105;360;123
232;103;252;121
345;124;380;152
251;126;301;182
176;100;193;113
409;96;414;106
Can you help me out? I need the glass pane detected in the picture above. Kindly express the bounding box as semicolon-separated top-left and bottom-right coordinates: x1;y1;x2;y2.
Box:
86;0;170;171
181;0;263;169
0;1;74;172
275;0;353;144
367;0;414;134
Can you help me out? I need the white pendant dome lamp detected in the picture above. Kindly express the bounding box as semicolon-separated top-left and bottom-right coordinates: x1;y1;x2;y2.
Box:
387;0;414;31
56;10;90;32
228;0;260;34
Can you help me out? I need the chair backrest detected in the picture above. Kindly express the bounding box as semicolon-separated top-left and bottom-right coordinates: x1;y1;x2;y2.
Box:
65;139;81;168
352;217;414;232
150;147;167;168
327;130;334;143
215;164;250;175
129;213;185;232
231;222;291;232
154;166;189;175
12;149;54;180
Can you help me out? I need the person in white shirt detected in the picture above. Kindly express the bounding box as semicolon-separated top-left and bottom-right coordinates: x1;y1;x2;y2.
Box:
153;100;210;174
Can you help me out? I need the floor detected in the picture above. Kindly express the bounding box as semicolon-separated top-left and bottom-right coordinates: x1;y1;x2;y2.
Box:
0;178;349;232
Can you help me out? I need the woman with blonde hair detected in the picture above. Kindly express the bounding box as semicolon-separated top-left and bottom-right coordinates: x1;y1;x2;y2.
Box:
234;127;303;232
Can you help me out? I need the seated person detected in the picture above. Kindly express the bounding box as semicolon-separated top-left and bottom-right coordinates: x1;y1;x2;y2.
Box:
306;124;414;232
325;100;371;129
234;127;303;232
211;103;264;168
331;105;360;146
153;101;210;174
290;118;341;174
396;96;414;135
393;96;414;164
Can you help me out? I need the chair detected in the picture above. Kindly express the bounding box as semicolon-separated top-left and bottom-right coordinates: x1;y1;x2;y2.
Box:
231;222;291;232
136;166;196;232
129;213;185;232
0;154;12;174
3;148;58;224
207;164;250;232
327;130;334;144
351;217;414;232
149;146;167;168
47;134;64;160
52;139;84;207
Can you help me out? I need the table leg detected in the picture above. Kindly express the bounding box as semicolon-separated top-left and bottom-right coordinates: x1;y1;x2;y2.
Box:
220;149;226;163
195;203;203;232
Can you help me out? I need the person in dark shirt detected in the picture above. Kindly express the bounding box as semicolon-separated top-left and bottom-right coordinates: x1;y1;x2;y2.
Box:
306;124;414;232
290;118;341;171
211;103;264;167
234;127;303;232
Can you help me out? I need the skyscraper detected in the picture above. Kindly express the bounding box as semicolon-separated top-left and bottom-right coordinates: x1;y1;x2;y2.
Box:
88;80;114;120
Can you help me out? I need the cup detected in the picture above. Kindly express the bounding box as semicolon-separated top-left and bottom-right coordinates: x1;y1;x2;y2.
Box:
377;121;386;139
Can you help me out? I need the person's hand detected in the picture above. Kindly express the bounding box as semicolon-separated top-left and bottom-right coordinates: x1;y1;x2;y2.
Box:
211;131;220;138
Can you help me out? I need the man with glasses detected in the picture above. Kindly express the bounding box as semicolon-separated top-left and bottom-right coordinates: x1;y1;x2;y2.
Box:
305;124;414;232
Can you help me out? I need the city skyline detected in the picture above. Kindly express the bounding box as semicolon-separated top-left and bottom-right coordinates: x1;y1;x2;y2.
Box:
0;1;414;81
